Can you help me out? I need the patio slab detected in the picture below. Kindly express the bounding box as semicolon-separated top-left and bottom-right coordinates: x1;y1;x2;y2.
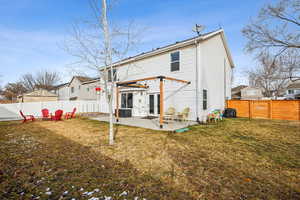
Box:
91;116;198;131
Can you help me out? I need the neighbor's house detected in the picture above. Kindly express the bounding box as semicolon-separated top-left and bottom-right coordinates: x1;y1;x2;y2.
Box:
231;85;264;100
54;76;100;101
231;85;247;99
17;89;58;103
285;80;300;99
98;29;234;121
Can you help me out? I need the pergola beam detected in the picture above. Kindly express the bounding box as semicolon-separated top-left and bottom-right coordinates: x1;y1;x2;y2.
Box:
115;75;190;128
164;76;190;84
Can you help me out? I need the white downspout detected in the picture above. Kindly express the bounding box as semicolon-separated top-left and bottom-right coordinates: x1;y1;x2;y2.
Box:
195;40;200;123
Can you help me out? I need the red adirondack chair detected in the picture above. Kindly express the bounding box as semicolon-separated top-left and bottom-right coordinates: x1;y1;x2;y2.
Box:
51;110;63;121
41;108;51;120
65;108;76;119
19;110;35;123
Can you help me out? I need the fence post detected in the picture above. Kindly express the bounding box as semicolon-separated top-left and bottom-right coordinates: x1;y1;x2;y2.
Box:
248;100;251;119
248;100;253;119
269;100;273;119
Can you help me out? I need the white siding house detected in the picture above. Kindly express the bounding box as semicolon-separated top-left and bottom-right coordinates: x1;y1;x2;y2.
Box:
97;29;234;122
55;83;69;101
285;80;300;99
55;76;100;101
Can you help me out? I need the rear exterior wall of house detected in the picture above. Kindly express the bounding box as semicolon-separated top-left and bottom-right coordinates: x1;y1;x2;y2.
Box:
97;34;232;121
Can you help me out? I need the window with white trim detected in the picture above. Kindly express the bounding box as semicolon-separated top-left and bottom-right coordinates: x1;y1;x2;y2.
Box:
203;89;207;110
170;51;180;72
121;93;133;108
108;69;117;82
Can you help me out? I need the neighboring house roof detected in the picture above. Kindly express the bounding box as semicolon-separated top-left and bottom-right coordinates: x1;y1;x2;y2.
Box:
104;29;234;69
82;78;100;85
287;82;300;89
76;76;94;82
231;85;248;95
54;82;69;89
19;89;58;98
68;76;94;86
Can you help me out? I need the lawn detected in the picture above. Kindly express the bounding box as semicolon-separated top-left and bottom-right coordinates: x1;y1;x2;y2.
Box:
0;118;299;200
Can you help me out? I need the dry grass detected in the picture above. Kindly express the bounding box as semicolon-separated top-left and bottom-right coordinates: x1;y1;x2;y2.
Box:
0;117;299;199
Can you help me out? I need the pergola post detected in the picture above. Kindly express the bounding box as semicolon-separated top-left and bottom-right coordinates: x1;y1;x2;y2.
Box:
159;77;164;128
116;86;119;122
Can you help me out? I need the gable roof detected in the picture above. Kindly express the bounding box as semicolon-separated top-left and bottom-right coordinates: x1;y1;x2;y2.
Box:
75;76;94;82
54;82;69;89
68;76;94;86
232;85;248;94
287;81;300;89
82;78;100;85
106;29;234;69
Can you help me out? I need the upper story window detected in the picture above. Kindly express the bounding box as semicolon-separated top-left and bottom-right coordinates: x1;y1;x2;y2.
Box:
71;87;74;93
78;85;81;90
108;69;117;82
87;87;90;92
170;51;180;72
288;89;294;94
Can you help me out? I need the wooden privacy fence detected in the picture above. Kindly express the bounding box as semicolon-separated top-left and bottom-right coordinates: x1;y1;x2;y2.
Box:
226;100;300;121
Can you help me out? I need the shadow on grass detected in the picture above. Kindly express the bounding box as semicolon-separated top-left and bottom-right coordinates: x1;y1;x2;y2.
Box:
165;120;300;200
0;121;195;200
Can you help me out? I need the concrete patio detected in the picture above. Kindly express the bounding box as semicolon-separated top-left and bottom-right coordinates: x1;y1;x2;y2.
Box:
92;116;198;131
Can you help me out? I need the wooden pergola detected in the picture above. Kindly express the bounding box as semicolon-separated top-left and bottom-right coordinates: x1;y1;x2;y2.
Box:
116;76;190;128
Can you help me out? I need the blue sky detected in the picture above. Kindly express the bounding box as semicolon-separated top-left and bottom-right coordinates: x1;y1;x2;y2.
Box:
0;0;275;86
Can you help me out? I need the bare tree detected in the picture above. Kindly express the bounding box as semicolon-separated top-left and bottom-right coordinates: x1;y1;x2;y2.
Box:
3;82;27;101
242;0;300;56
20;70;61;91
64;0;140;145
248;51;300;98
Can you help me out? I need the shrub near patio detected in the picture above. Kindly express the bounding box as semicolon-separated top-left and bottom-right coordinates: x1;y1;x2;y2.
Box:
0;118;299;199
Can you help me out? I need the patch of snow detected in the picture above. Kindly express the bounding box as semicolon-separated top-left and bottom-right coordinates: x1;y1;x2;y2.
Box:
94;188;100;192
46;188;50;191
134;197;138;200
80;188;84;191
119;191;128;196
45;191;52;195
88;197;99;200
104;196;112;200
87;191;94;196
63;191;68;195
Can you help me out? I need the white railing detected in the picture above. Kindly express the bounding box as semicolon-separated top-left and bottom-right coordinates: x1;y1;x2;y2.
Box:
0;100;109;120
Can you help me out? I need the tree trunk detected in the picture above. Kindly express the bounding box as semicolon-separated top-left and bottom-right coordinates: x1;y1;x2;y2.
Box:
102;0;114;145
109;96;114;145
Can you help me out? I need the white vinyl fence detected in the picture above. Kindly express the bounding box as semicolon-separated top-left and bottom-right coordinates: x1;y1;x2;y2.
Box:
0;100;109;121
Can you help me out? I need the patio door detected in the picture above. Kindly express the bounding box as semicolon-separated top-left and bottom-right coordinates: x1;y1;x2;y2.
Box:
149;94;160;116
